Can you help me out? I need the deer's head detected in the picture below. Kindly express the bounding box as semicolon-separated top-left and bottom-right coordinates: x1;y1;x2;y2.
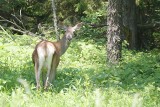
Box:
64;23;83;41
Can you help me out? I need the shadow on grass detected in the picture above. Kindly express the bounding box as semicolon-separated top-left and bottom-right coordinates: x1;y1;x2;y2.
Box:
53;51;160;92
0;51;159;93
93;51;160;91
0;60;35;92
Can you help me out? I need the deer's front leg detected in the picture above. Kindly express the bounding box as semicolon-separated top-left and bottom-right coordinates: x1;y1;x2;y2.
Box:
34;62;41;89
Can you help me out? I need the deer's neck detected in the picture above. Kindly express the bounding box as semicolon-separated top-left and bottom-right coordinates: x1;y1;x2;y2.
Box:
55;36;71;56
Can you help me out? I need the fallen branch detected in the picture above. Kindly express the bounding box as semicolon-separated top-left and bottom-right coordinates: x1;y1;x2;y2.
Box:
0;25;13;40
0;15;37;36
10;27;37;36
11;14;26;30
0;15;24;30
10;27;26;34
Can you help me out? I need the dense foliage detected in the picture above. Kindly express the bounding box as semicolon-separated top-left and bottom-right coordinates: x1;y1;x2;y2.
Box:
0;0;159;49
136;0;160;49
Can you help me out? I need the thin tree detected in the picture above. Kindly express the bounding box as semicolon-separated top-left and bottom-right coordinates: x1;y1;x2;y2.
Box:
51;0;60;40
107;0;123;64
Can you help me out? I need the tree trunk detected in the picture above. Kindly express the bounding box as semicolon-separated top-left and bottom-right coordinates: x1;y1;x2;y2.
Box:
51;0;60;40
107;0;123;64
122;0;137;49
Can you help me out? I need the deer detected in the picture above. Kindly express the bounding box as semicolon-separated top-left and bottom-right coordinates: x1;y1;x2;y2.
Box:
32;23;82;90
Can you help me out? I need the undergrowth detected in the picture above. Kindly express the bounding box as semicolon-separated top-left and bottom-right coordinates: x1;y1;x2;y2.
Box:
0;31;160;107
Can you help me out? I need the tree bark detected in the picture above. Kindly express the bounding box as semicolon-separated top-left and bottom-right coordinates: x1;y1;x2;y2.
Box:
107;0;123;64
122;0;137;49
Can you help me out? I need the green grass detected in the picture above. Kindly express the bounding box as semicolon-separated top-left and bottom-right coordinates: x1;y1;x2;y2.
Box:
0;33;160;107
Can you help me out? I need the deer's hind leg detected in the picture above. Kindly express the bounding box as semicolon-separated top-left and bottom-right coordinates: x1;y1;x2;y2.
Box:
37;47;46;90
48;54;60;86
34;61;41;90
44;50;56;89
35;56;45;90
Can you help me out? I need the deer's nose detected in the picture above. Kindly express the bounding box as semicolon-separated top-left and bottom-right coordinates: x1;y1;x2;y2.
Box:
68;37;72;41
66;34;72;41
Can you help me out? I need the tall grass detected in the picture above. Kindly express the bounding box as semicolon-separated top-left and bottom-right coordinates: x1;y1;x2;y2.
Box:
0;33;160;107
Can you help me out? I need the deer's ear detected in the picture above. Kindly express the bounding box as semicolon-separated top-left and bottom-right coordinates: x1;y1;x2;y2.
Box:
73;22;83;31
59;25;68;31
58;21;68;31
63;26;68;31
